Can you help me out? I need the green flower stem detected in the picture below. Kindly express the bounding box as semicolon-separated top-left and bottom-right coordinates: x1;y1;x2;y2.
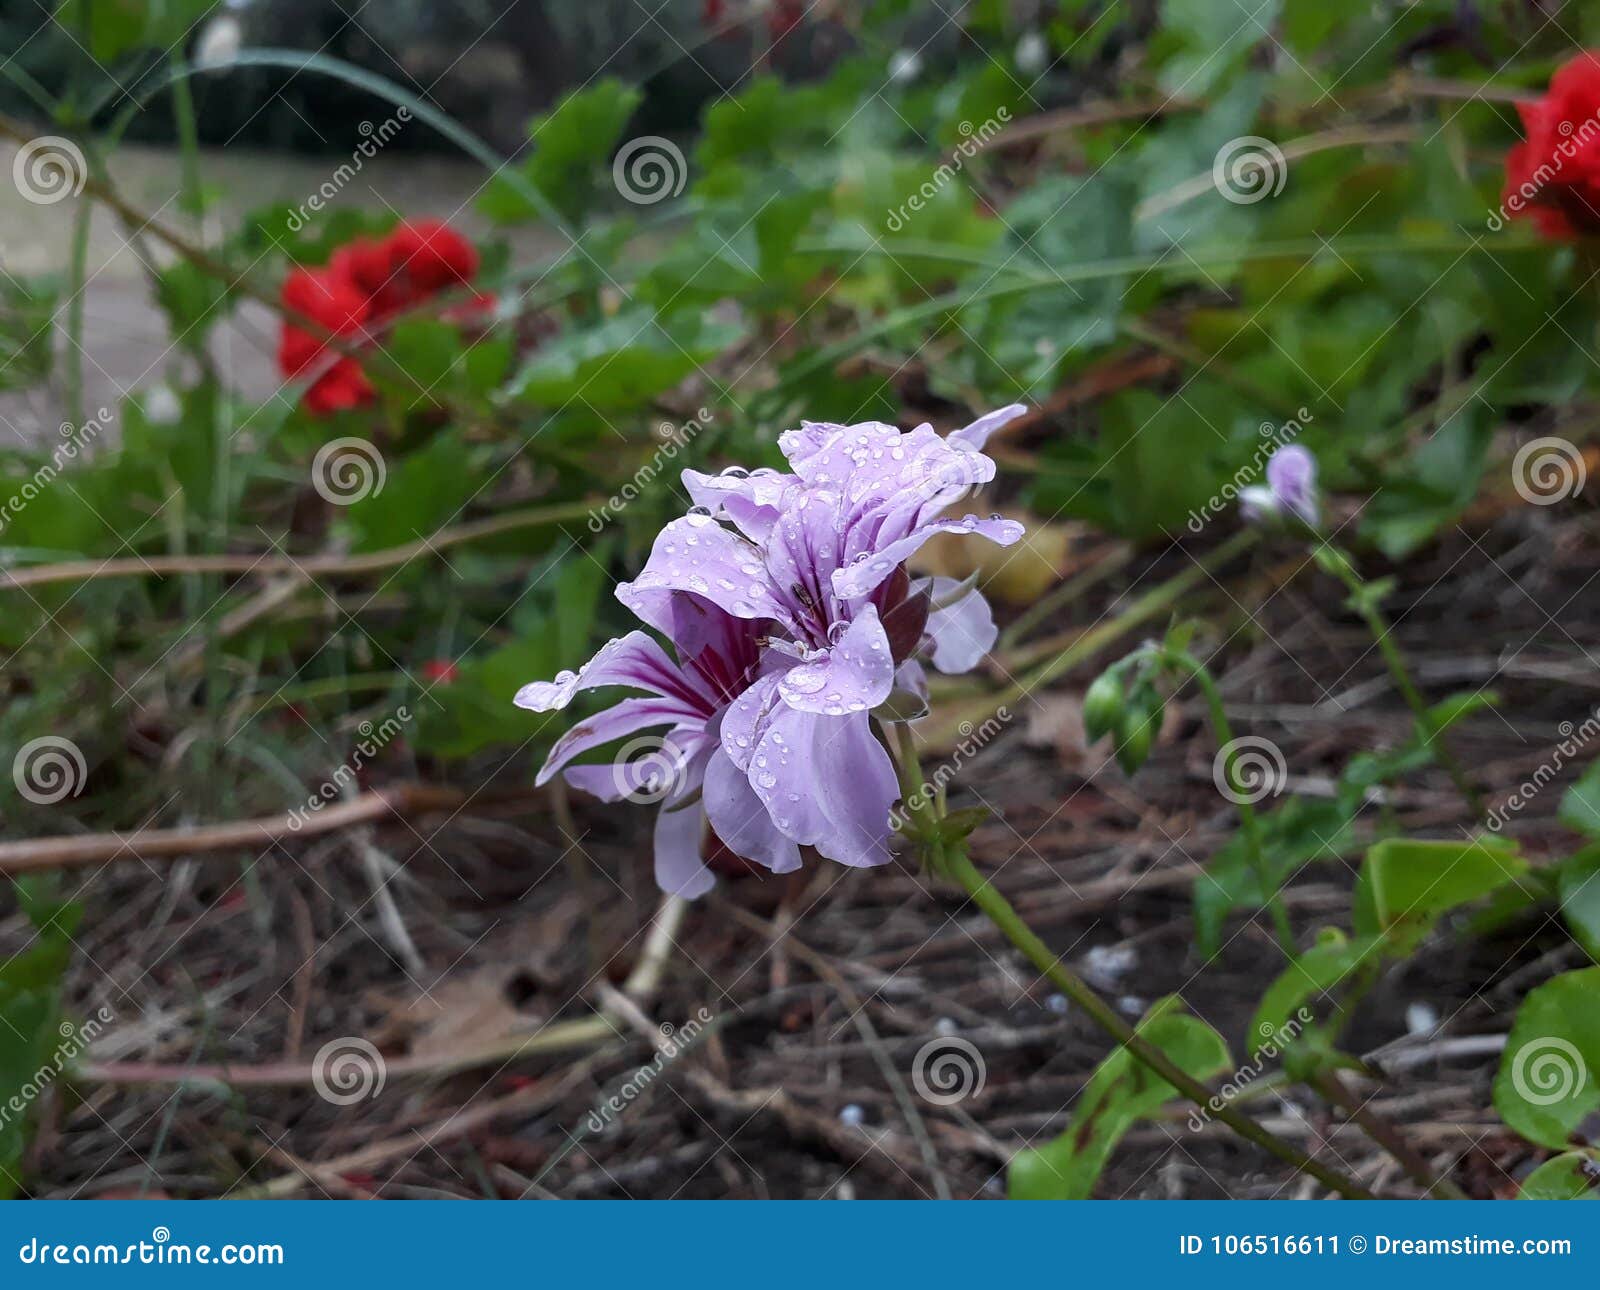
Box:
1323;550;1484;819
1165;649;1296;956
890;734;1375;1200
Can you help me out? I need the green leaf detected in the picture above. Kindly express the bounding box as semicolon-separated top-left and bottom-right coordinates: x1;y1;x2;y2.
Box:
508;310;741;411
1560;847;1600;962
1008;998;1230;1199
1517;1152;1600;1200
56;0;215;63
1560;761;1600;838
1494;968;1600;1151
1194;795;1358;957
1353;835;1528;949
1248;927;1376;1071
480;80;642;225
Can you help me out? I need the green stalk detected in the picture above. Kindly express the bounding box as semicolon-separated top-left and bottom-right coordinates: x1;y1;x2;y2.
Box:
1323;551;1484;819
1166;649;1296;955
891;734;1373;1198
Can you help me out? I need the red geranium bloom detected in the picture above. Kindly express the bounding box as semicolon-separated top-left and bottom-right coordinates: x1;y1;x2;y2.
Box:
1503;50;1600;239
280;219;490;415
387;219;481;295
277;267;375;414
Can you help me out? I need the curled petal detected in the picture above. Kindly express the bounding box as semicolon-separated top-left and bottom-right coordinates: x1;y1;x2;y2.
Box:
682;466;794;542
923;577;997;674
948;403;1027;451
625;514;790;625
534;697;701;788
832;515;1024;601
654;795;716;899
513;631;710;713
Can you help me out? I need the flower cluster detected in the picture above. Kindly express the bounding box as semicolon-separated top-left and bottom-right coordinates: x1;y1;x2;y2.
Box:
277;219;491;415
516;407;1027;896
1503;50;1600;239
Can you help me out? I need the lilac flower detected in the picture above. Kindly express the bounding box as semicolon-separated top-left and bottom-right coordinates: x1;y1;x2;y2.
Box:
513;591;775;898
517;406;1027;897
1240;444;1318;528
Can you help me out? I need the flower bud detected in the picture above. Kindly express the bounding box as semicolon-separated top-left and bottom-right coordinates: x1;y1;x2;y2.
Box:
1082;671;1124;743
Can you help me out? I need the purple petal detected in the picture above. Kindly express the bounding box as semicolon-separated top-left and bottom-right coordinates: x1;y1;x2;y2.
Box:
1265;444;1318;526
923;577;997;674
682;466;794;542
948;403;1027;451
514;631;710;713
777;604;895;715
721;672;785;772
624;514;791;626
831;515;1024;601
535;697;702;787
746;706;896;868
654;796;715;898
703;747;801;873
893;659;929;708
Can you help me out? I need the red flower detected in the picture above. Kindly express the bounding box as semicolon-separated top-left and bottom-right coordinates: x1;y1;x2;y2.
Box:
421;659;460;685
387;219;480;295
279;219;490;415
277;267;375;414
1503;51;1600;238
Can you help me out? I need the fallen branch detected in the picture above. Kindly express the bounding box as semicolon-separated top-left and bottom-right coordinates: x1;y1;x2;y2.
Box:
0;784;470;874
0;498;601;592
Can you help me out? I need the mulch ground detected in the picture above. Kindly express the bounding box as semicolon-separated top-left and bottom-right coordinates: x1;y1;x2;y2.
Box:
13;502;1598;1199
